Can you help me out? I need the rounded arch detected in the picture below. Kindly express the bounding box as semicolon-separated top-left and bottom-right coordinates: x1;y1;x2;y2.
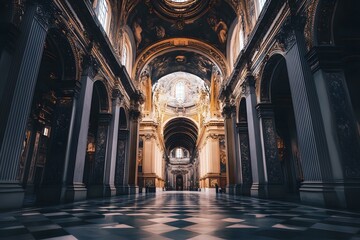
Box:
312;0;337;47
259;53;286;103
332;0;360;47
238;97;248;123
122;25;136;74
162;116;199;134
93;80;110;112
163;117;199;153
93;0;112;33
227;17;245;71
46;28;78;81
119;107;128;129
133;38;230;79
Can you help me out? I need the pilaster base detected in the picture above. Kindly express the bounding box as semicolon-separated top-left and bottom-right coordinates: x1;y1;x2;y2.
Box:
251;183;265;198
128;185;139;195
103;184;116;197
63;183;87;203
300;181;360;209
0;182;24;209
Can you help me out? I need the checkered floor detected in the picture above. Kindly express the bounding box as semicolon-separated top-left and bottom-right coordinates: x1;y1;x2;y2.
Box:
1;191;360;240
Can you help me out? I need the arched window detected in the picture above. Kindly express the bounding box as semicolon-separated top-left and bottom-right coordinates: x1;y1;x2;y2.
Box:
121;45;127;66
176;148;183;158
175;82;185;103
97;0;109;31
258;0;266;12
239;28;245;51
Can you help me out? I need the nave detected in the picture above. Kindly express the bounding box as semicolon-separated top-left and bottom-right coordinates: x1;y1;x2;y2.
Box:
1;192;360;240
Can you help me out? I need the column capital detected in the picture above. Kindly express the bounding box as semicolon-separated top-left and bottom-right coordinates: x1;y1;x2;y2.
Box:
81;53;99;79
240;71;256;96
32;0;60;29
112;84;124;103
256;102;274;119
306;46;344;73
276;15;306;51
129;90;145;121
221;96;236;119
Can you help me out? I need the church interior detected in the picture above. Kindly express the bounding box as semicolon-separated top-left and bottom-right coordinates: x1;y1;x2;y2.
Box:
1;0;360;239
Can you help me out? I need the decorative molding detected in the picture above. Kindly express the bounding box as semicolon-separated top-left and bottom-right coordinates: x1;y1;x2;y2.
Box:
276;15;306;52
256;102;274;119
221;95;236;119
81;53;99;79
133;38;229;80
33;0;60;30
304;0;319;51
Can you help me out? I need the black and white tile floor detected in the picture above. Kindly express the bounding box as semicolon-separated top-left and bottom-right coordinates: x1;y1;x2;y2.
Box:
1;191;360;240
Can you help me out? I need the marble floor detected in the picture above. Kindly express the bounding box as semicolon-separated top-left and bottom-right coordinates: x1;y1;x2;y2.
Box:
1;191;360;240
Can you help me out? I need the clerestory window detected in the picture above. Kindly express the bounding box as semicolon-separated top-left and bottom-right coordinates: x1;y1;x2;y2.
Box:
97;0;109;31
175;82;185;103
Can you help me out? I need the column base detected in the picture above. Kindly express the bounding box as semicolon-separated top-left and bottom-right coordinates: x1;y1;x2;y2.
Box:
300;181;360;209
62;183;87;203
128;185;139;195
251;183;267;198
0;182;24;209
103;184;116;197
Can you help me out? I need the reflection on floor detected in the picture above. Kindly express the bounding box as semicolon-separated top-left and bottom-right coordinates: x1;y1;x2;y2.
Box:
1;191;360;240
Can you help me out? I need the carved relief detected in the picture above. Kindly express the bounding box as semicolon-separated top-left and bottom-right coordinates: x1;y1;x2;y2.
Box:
92;125;108;184
239;132;252;185
326;72;360;178
316;0;337;46
262;119;283;184
304;0;319;51
219;136;226;173
115;138;127;186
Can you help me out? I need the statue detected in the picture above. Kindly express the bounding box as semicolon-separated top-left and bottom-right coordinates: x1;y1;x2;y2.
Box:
208;16;228;44
133;18;142;48
155;25;165;39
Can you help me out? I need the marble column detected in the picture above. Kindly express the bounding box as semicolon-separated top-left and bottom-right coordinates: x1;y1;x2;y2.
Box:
237;122;253;196
127;91;144;194
278;16;337;207
0;2;51;209
222;96;238;195
241;74;267;198
62;58;98;202
87;113;112;198
307;46;360;209
103;86;123;197
256;103;285;198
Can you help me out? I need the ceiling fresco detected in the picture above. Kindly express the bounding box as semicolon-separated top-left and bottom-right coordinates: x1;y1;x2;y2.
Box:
127;1;236;56
153;71;209;108
147;51;215;83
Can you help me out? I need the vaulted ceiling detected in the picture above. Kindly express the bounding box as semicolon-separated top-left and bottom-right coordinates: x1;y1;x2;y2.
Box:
163;117;198;154
125;0;236;82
